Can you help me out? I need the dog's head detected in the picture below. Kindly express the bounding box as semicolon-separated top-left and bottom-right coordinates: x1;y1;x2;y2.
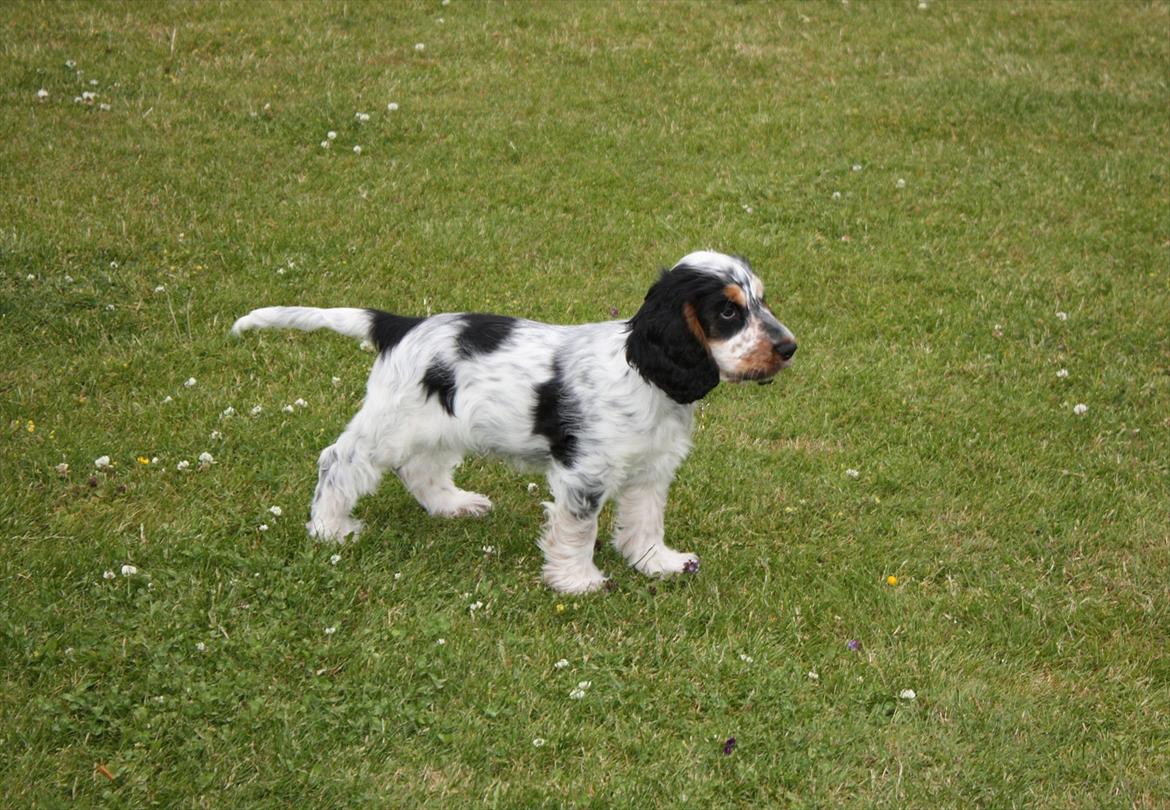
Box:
626;251;796;404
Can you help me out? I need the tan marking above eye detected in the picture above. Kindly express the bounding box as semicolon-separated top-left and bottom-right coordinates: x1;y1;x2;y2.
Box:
723;285;747;308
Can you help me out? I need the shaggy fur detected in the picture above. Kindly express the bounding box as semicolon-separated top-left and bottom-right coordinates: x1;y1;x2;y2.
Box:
231;251;796;593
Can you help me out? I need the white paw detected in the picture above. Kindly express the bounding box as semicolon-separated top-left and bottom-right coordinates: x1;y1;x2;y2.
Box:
542;561;609;595
432;491;493;518
631;545;699;578
306;518;363;543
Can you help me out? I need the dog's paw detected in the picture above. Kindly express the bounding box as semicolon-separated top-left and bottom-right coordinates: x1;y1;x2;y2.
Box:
543;561;609;595
431;491;493;518
634;546;699;578
306;518;363;543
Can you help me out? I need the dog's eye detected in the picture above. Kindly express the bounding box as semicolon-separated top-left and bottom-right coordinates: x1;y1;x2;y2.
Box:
719;302;739;320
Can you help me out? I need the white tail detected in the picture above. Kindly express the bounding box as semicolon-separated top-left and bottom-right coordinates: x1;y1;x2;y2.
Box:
231;306;372;343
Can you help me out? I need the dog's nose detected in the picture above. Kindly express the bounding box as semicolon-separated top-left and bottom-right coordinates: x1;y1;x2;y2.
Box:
775;340;797;361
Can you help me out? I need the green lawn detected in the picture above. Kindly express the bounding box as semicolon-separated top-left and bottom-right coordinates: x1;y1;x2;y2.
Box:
2;1;1167;806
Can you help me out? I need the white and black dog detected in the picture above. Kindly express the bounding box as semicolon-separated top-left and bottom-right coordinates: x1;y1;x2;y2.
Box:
232;251;796;593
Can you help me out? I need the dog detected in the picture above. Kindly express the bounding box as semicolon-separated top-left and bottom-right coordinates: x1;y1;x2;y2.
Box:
231;251;796;593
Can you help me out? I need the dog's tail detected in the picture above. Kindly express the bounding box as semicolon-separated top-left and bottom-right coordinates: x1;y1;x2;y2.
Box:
232;307;426;353
231;307;375;343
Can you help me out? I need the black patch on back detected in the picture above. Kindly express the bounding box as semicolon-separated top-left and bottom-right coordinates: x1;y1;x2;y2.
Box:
421;361;457;416
368;309;426;353
533;362;581;467
456;313;517;359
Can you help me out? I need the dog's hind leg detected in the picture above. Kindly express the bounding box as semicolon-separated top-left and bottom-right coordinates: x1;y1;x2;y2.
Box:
306;437;384;542
397;453;493;518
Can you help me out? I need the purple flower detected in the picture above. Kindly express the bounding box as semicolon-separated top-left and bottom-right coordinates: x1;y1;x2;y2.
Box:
722;737;737;756
847;639;862;652
609;306;620;318
682;558;700;574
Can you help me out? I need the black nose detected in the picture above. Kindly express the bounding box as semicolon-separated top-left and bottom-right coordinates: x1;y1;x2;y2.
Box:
775;340;797;361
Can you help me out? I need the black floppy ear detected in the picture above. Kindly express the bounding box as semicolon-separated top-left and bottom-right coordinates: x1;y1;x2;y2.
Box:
625;268;721;404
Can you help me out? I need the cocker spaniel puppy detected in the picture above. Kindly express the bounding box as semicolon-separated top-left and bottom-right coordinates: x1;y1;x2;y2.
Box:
232;251;796;593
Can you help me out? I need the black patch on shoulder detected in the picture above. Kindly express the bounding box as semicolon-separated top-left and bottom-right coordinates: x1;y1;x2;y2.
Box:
533;362;581;467
456;313;517;359
421;361;457;416
368;309;426;353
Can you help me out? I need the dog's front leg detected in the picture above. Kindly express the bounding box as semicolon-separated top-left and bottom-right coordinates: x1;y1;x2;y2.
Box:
539;477;608;594
612;483;699;578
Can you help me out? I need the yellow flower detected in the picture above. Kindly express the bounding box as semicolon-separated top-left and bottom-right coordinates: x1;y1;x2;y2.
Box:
27;420;35;433
137;456;150;465
887;575;898;587
555;603;566;614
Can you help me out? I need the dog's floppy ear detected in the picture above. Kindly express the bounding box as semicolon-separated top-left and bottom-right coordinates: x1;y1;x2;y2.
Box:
625;266;721;404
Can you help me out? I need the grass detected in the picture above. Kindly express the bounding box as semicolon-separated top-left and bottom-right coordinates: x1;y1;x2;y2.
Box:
2;0;1168;806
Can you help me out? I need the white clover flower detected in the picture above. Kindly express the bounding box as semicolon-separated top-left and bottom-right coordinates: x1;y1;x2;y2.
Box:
469;600;484;611
36;88;49;100
353;145;362;155
176;460;190;471
852;164;862;172
1056;369;1069;379
98;103;110;112
532;737;546;747
105;304;115;311
250;405;263;415
527;482;539;494
917;1;928;9
55;462;70;476
27;274;36;281
64;274;74;283
82;91;96;102
807;671;819;680
154;284;165;292
739;653;754;664
554;658;570;669
151;457;159;464
442;0;449;5
321;140;330;149
195;641;207;652
74;96;83;104
210;430;222;440
482;545;495;555
577;680;591;690
831;191;841;200
121;564;138;576
184;377;196;388
330;554;341;565
89;79;98;86
1073;403;1088;415
896;178;906;189
66;59;76;69
415;43;426;51
436;638;446;645
394;572;402;580
103;570;116;580
742;204;753;213
222;406;236;417
899;688;917;700
1056;311;1068;321
327;130;337;140
198;451;214;467
331;376;342;387
387;102;399;111
94;455;111;469
569;688;586;700
325;626;337;635
845;468;860;479
275;267;285;276
258;523;269;532
282;404;294;413
162;395;173;404
269;506;282;517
